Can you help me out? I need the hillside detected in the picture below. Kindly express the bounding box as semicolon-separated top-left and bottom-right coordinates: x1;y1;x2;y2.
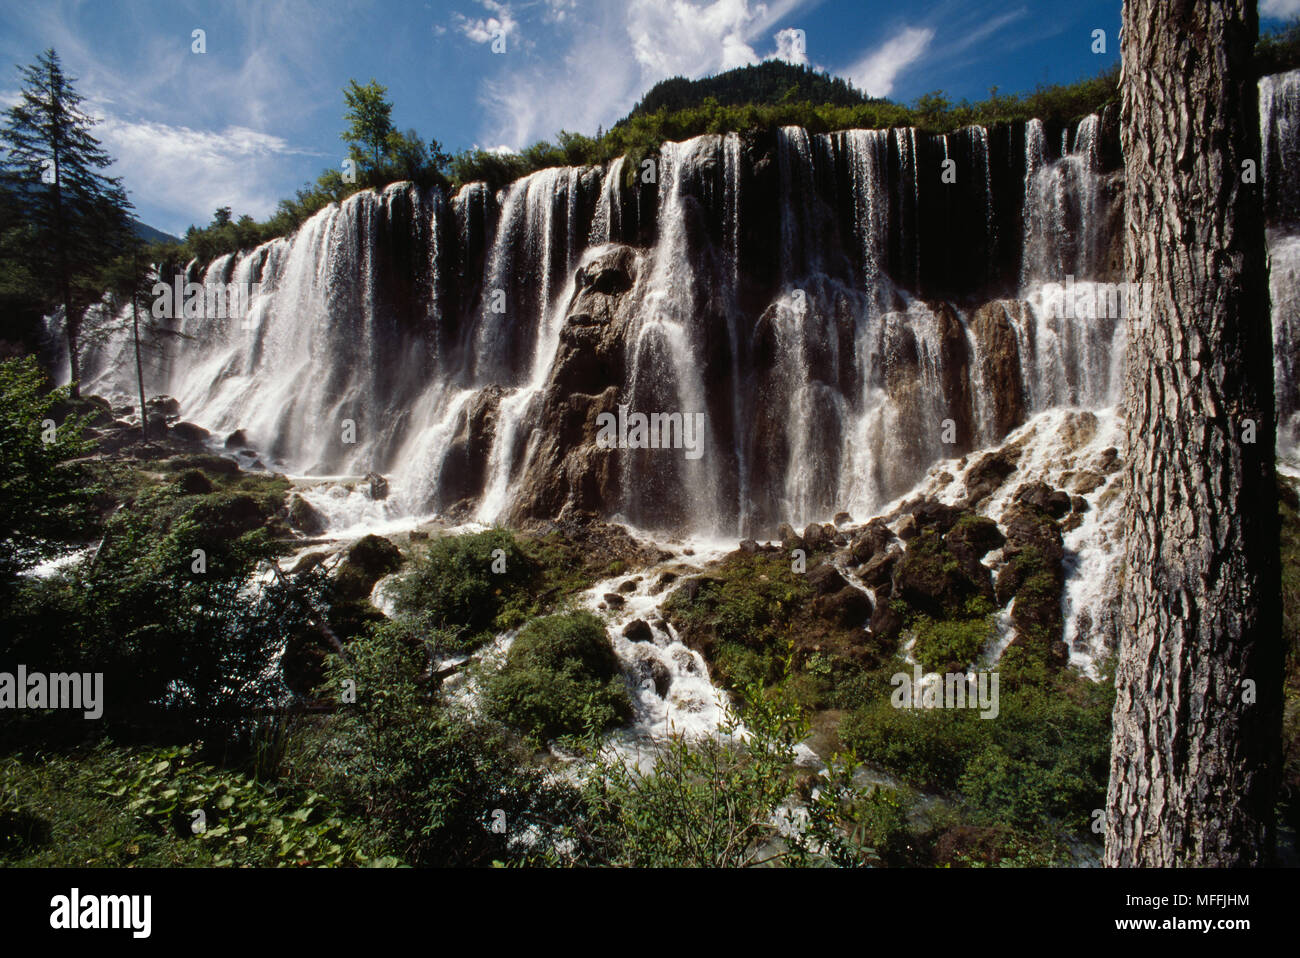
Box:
618;60;871;124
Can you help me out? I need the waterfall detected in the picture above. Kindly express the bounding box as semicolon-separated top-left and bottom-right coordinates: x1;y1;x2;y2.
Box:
1262;69;1300;224
73;81;1300;539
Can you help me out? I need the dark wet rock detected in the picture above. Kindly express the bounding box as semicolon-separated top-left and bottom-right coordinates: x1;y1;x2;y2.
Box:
603;592;625;608
170;421;209;443
833;512;853;526
224;429;248;449
288;494;326;535
850;519;895;564
962;447;1020;508
812;587;872;628
334;534;403;603
970;302;1029;441
1013;481;1071;519
617;577;641;593
996;500;1067;666
345;534;402;580
651;571;678;594
630;650;672;697
365;472;389;501
808;562;848;596
738;538;760;554
858;548;900;592
622;619;653;643
291;550;330;574
894;527;992;618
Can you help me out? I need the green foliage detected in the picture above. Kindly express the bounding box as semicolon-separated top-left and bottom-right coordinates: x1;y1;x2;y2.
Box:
839;655;1115;834
485;611;631;743
0;356;99;587
0;47;135;357
0;744;379;866
388;528;534;650
1257;17;1300;77
574;668;869;866
910;612;997;672
342;78;395;172
0;468;321;746
625;61;869;118
289;618;572;866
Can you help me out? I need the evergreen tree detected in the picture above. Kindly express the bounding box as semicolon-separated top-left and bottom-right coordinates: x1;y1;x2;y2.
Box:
1106;0;1282;866
0;48;133;398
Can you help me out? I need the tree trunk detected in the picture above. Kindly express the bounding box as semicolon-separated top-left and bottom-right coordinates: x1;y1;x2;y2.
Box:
1106;0;1283;866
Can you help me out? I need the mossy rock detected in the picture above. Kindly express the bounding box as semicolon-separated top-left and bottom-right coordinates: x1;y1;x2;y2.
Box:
175;469;213;495
287;494;325;535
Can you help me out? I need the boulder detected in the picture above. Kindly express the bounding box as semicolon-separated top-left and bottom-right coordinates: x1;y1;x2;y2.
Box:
807;562;848;596
961;447;1020;508
812;587;872;628
366;472;389;501
850;519;895;564
1013;481;1071;520
170;421;209;443
622;619;653;643
224;429;248;449
288;494;326;535
629;649;672;697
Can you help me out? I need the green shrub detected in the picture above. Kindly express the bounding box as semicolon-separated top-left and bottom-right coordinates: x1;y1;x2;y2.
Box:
388;528;533;650
485;611;631;743
911;614;997;672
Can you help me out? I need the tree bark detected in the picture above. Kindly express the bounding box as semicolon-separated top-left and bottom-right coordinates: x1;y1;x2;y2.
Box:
1106;0;1283;866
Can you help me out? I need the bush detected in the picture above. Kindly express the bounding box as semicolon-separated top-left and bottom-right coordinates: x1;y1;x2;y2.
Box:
911;614;997;672
292;619;573;865
485;611;631;743
388;528;534;650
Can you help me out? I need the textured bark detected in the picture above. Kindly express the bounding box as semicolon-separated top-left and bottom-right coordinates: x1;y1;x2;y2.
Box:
1105;0;1283;866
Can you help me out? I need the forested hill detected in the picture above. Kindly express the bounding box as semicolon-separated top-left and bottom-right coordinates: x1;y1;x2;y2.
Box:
619;60;871;123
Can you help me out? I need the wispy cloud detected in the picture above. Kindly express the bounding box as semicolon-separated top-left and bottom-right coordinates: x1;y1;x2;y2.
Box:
473;0;814;149
94;111;321;233
845;26;933;97
454;0;520;46
1262;0;1300;17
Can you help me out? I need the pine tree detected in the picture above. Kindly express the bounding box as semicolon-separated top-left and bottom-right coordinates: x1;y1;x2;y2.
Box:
0;48;133;398
1106;0;1283;866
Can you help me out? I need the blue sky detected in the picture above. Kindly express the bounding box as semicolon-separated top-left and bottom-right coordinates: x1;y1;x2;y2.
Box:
1;0;1297;236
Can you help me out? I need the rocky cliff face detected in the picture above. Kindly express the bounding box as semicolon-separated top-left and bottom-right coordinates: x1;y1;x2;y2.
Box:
75;72;1300;542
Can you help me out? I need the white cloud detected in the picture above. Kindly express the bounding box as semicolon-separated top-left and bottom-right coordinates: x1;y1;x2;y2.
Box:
455;0;520;45
1262;0;1300;17
474;0;810;150
626;0;804;79
845;26;934;98
94;112;317;233
772;27;809;66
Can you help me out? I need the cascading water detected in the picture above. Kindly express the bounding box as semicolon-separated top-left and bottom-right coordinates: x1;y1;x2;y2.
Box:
77;79;1299;541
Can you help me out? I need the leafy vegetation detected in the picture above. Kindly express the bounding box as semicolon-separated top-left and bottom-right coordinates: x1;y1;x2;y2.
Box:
485;611;631;744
